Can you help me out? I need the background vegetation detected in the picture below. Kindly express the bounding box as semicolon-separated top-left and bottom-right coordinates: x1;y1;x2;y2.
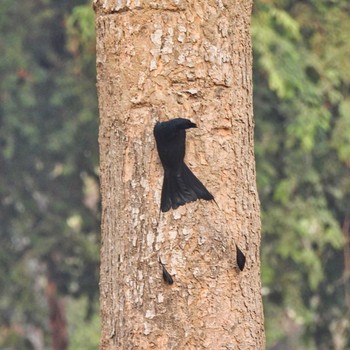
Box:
0;0;349;349
0;1;99;348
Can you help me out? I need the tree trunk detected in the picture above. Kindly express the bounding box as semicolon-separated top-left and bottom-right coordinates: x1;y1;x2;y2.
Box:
94;0;265;348
46;273;68;350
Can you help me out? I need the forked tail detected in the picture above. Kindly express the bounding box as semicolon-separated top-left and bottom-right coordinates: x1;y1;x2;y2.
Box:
160;163;214;212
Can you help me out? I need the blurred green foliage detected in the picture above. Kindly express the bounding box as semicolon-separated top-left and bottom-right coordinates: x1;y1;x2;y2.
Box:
0;0;349;349
0;0;99;348
253;0;350;348
67;297;100;350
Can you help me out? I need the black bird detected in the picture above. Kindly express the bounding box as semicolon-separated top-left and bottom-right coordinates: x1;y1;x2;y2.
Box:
154;118;214;212
236;244;246;271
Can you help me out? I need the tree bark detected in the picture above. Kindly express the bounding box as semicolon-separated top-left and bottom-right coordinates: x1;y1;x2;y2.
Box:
94;0;265;348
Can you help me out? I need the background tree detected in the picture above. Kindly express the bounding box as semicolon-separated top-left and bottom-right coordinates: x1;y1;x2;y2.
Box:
0;1;99;349
94;0;264;348
253;0;350;348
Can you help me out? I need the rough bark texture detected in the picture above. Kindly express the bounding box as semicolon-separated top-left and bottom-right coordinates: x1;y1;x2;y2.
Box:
95;0;265;348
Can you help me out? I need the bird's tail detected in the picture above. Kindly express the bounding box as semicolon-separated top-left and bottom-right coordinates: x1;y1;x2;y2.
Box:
160;163;214;212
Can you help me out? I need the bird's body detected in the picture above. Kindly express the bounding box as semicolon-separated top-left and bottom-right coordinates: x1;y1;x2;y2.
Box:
154;118;214;212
